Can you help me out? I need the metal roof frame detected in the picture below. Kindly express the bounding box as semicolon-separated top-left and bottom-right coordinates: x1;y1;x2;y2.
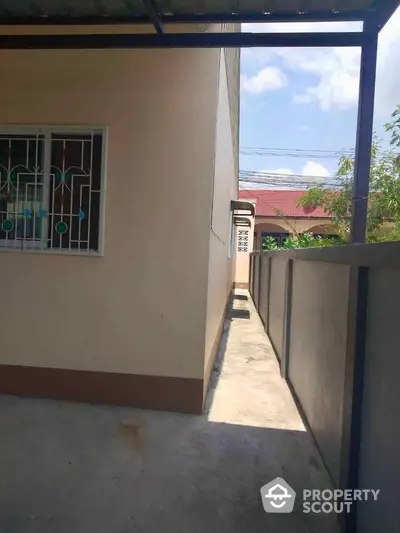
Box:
0;31;369;49
0;0;397;36
370;0;400;30
0;10;375;26
142;0;163;34
0;1;396;49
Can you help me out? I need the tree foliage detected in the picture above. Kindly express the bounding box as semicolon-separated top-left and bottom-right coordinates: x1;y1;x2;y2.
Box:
262;232;344;252
385;104;400;148
297;107;400;243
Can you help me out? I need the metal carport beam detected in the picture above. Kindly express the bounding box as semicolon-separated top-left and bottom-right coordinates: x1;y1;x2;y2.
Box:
350;25;379;244
366;0;400;31
0;31;368;49
141;0;163;34
0;11;368;25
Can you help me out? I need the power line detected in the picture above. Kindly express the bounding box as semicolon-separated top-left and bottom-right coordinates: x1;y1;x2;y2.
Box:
241;151;347;159
239;179;338;189
240;146;354;159
239;169;339;189
240;169;332;180
240;145;397;159
241;146;353;154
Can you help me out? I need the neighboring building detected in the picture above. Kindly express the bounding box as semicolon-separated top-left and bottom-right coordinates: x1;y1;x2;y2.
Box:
235;189;337;288
0;24;243;415
241;189;337;249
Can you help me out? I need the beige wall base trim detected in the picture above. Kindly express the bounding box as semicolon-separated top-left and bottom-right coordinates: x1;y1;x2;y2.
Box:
0;365;204;415
233;282;249;289
203;287;233;403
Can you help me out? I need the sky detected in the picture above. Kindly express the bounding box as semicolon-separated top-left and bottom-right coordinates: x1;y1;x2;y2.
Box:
239;8;400;190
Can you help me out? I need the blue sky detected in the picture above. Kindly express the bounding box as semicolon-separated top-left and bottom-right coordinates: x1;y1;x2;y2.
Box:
239;9;400;189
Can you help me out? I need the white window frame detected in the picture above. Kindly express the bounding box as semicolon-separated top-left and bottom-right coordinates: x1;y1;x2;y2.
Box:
0;125;108;257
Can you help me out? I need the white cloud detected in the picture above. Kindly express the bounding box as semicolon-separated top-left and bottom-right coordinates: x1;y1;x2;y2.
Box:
241;66;288;94
241;9;400;116
301;161;330;177
261;161;329;179
293;71;359;111
290;48;361;111
265;167;293;175
375;10;400;117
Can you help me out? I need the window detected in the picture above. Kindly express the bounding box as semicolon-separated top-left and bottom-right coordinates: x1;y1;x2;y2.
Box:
0;127;106;254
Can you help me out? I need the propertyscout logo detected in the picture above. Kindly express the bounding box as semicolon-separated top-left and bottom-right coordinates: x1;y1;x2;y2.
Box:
260;478;380;515
261;478;296;513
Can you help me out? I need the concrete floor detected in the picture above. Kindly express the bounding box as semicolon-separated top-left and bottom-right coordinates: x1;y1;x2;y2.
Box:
0;290;340;533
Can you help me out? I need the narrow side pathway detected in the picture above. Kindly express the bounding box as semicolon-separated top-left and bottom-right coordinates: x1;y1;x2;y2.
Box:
203;289;341;532
206;289;305;429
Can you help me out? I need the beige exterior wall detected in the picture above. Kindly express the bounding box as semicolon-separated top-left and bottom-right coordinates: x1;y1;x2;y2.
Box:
204;49;239;372
0;46;222;380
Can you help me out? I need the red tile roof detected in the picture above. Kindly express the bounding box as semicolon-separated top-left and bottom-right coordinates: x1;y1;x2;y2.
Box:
239;189;331;219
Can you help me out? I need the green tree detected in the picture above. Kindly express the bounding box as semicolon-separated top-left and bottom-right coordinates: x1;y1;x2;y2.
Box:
262;236;279;251
385;104;400;148
297;108;400;243
262;232;343;251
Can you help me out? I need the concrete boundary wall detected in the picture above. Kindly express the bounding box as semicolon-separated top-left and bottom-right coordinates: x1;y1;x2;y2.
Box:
253;255;261;310
288;259;350;485
357;268;400;533
249;241;400;533
268;258;287;361
258;255;270;328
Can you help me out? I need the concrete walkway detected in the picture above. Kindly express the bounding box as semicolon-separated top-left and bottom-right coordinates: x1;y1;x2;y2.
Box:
0;290;339;533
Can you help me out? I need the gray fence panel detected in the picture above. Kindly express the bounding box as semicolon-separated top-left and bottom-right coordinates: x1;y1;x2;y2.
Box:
357;268;400;533
249;255;254;297
258;256;270;327
268;258;287;361
288;259;350;485
253;255;261;310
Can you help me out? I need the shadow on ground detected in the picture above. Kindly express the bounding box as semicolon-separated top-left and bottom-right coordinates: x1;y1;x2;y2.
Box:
233;294;248;301
229;309;250;319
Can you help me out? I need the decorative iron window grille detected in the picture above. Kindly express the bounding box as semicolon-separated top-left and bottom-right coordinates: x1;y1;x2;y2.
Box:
0;127;106;254
237;229;249;252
